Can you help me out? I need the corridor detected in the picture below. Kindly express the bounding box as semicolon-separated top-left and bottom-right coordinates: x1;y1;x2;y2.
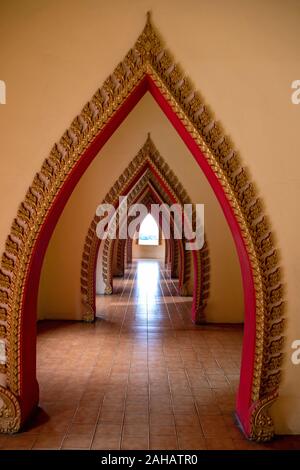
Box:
0;260;297;450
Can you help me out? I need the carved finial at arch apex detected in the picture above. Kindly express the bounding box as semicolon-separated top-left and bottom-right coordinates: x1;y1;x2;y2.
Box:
135;11;162;58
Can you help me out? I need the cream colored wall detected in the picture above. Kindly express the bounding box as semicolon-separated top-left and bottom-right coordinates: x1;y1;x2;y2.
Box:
0;0;299;433
133;240;165;259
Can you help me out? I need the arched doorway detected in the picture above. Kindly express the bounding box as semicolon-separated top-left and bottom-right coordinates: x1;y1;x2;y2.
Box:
0;14;283;440
80;135;209;326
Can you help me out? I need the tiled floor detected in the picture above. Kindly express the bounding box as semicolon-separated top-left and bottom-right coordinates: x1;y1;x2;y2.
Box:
0;259;299;450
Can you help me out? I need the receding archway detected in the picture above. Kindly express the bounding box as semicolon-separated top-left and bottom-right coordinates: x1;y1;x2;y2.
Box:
80;136;209;325
0;14;283;440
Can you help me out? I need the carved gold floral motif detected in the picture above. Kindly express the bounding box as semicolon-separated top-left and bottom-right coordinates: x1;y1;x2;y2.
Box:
0;386;21;434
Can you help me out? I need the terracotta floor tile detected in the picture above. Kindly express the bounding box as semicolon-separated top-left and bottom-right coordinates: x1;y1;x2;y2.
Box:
2;434;38;450
0;436;8;449
205;437;235;450
91;435;121;450
173;403;197;414
176;425;204;438
193;391;216;405
7;261;297;451
62;434;92;449
150;403;173;414
150;435;178;450
222;416;244;439
218;403;235;414
121;436;149;450
126;392;149;401
123;424;149;437
233;438;267;450
174;413;200;426
150;413;175;425
172;395;195;406
269;437;300;450
124;413;149;424
101;402;125;413
98;410;124;424
95;423;122;437
150;425;176;436
125;404;149;415
150;383;170;393
38;419;71;434
178;435;207;450
32;433;65;449
73;406;100;424
200;418;228;438
150;394;171;404
196;403;221;416
67;423;96;436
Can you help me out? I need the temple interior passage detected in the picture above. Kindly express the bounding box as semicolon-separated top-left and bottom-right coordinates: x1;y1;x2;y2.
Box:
0;260;298;450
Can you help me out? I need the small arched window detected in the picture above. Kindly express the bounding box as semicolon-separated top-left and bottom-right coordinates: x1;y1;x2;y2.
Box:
139;214;159;246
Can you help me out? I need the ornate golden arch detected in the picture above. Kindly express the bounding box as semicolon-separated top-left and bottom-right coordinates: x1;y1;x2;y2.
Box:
0;13;284;439
81;135;210;323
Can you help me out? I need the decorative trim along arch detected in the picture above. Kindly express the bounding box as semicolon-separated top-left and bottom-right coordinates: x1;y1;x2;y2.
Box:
126;238;133;265
80;136;209;323
111;192;182;279
99;185;199;305
0;14;284;440
113;238;126;277
100;187;188;299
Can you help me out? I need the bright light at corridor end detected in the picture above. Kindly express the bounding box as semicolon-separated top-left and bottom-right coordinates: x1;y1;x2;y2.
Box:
139;214;159;245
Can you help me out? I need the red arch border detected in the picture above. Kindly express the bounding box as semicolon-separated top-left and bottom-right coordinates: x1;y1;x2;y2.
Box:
21;74;254;436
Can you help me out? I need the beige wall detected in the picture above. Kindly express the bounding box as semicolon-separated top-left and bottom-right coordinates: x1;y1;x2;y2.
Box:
133;240;165;259
0;0;300;433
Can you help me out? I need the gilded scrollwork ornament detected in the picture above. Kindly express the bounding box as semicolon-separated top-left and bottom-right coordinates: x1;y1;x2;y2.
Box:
0;386;21;434
81;302;95;323
250;394;278;442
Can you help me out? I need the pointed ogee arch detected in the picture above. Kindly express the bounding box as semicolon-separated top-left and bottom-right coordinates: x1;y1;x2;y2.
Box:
97;183;197;306
109;192;182;289
0;14;284;440
81;136;209;323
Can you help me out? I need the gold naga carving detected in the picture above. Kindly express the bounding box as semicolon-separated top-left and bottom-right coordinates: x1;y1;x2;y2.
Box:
80;135;210;324
0;13;284;439
0;386;21;434
250;392;278;442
